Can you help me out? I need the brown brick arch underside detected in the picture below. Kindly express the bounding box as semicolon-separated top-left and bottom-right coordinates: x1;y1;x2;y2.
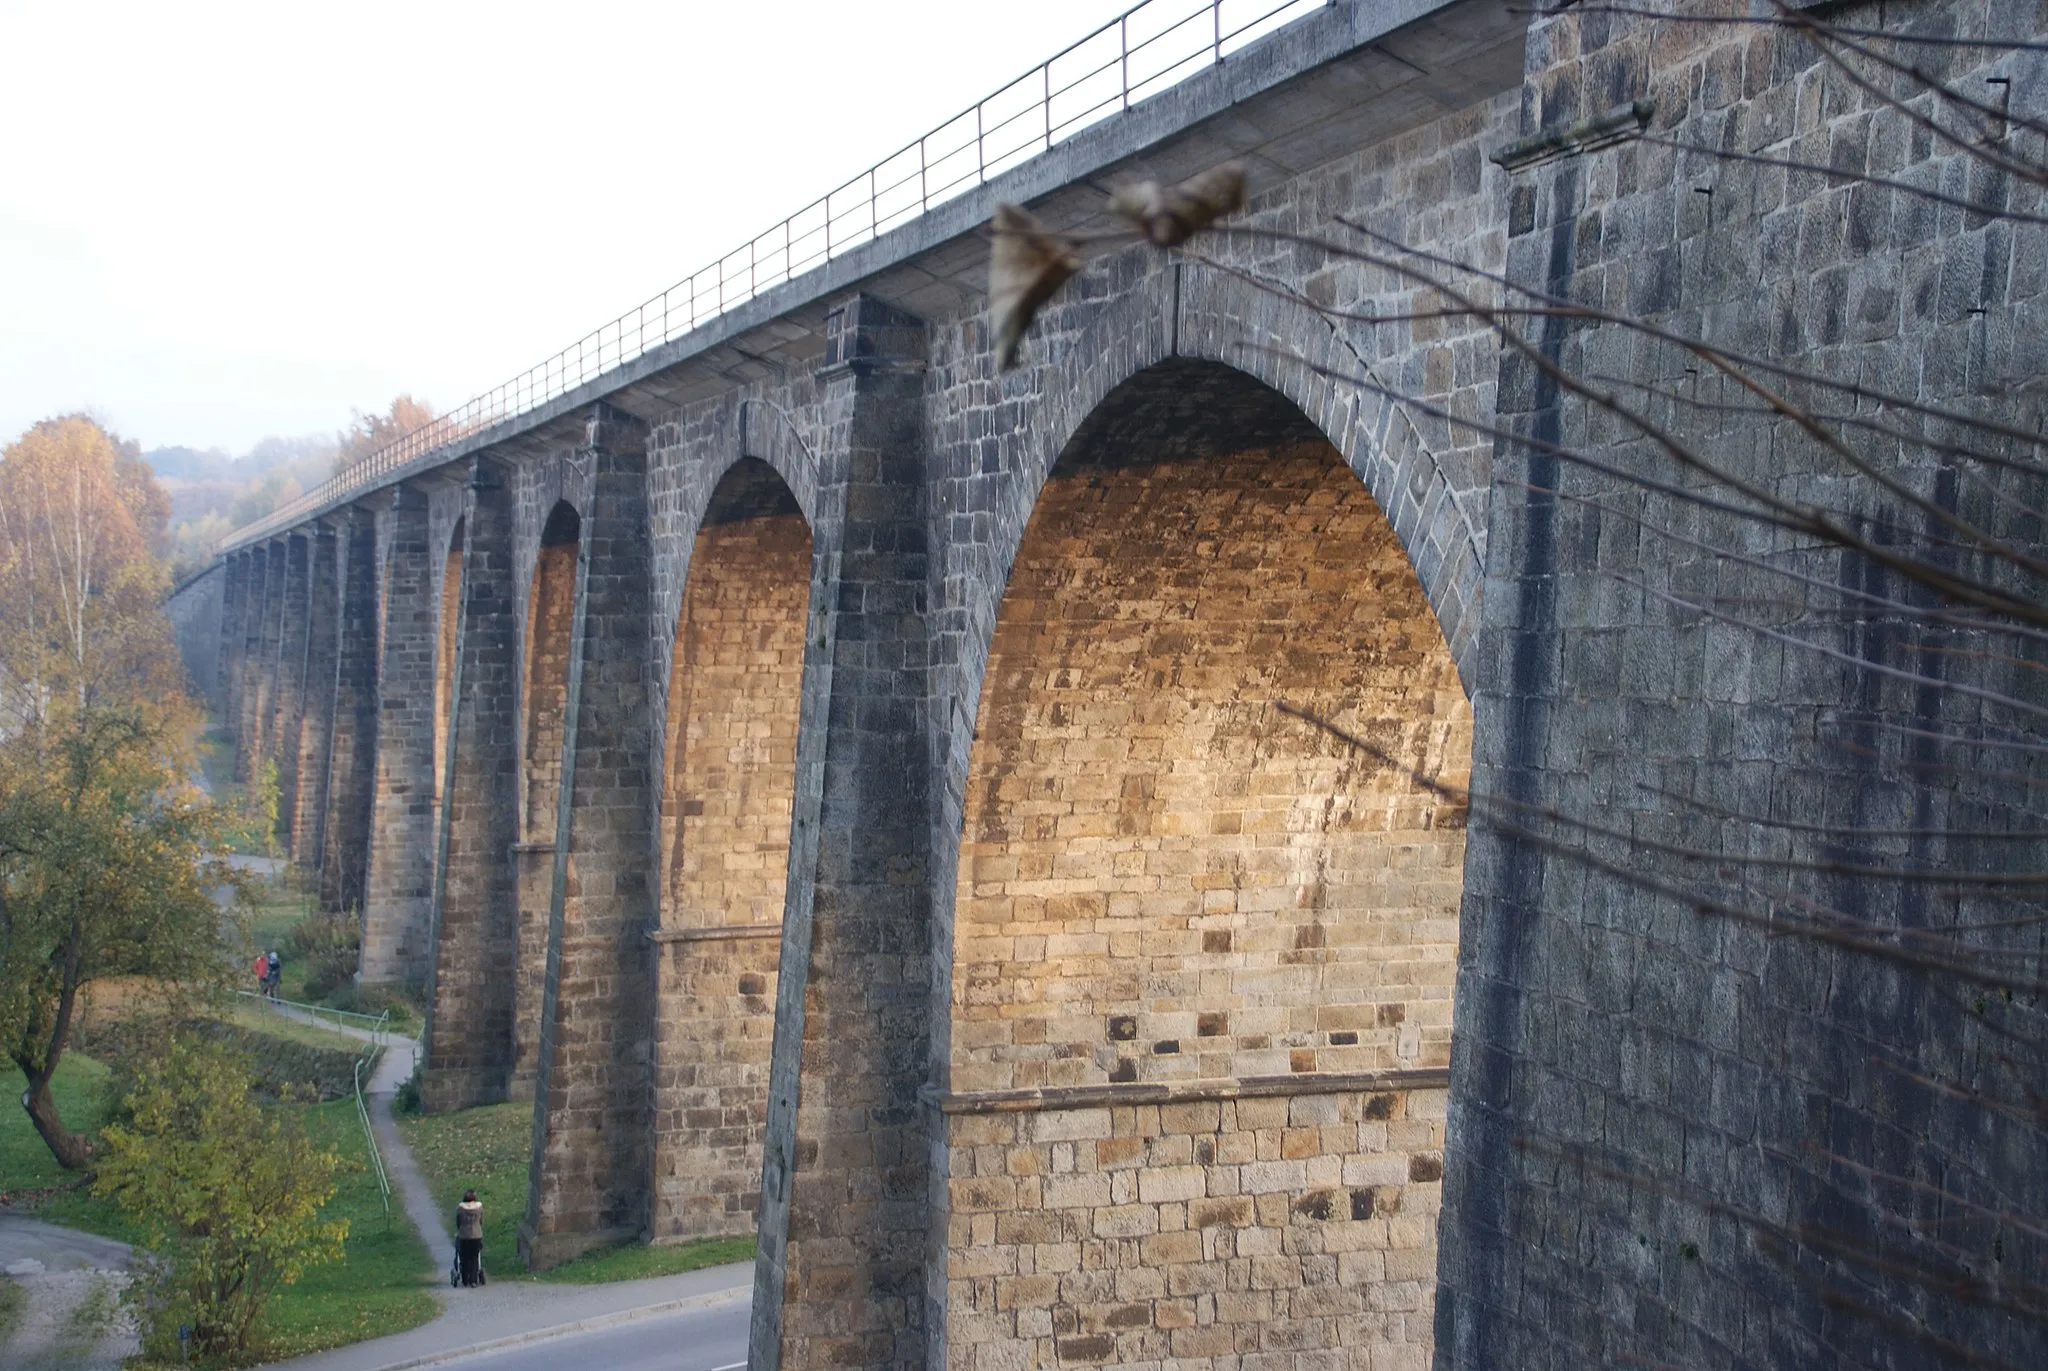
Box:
434;519;465;816
946;432;1469;1368
652;501;811;1241
514;513;578;1093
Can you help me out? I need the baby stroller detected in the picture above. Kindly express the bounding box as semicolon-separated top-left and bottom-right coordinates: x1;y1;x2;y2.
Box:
450;1250;486;1287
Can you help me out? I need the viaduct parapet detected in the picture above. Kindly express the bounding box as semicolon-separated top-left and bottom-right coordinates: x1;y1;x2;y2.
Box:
165;2;2048;1367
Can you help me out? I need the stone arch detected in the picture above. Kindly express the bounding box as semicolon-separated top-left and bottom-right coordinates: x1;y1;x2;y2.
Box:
940;355;1471;1369
964;257;1484;722
512;497;581;1095
649;456;814;1242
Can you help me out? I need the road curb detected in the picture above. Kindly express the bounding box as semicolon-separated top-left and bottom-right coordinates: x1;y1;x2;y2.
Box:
292;1283;750;1371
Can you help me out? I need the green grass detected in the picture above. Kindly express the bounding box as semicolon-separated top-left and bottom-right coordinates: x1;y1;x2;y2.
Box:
249;1099;437;1361
2;1054;438;1366
397;1102;754;1284
543;1233;756;1283
0;1053;141;1243
238;880;424;1037
222;1000;374;1054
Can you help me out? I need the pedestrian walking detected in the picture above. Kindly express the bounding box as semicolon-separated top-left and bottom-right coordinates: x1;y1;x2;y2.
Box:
252;950;267;994
455;1190;485;1287
265;949;281;1000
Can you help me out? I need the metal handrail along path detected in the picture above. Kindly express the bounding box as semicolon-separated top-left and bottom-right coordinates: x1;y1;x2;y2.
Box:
354;1056;393;1219
233;987;392;1046
218;0;1330;551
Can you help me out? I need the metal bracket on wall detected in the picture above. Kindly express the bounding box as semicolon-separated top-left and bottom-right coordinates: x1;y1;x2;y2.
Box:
1493;99;1656;172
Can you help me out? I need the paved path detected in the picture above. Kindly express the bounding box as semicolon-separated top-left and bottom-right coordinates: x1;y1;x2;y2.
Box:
244;1004;758;1371
0;1216;132;1274
258;1262;754;1371
0;1216;140;1370
404;1288;750;1371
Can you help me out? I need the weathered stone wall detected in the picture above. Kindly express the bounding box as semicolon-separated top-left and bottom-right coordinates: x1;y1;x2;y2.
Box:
651;502;811;1241
290;524;340;878
423;461;523;1113
434;520;465;824
1436;4;2048;1369
953;439;1468;1093
199;4;2048;1366
271;534;312;854
523;411;660;1269
362;488;439;986
322;507;380;916
237;541;279;783
514;506;580;1095
944;432;1468;1368
945;1083;1445;1371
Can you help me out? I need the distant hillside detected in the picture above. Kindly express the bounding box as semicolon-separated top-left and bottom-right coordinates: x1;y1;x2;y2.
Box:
148;434;338;580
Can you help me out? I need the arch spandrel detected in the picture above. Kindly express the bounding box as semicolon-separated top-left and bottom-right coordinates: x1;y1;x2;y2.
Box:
950;258;1486;751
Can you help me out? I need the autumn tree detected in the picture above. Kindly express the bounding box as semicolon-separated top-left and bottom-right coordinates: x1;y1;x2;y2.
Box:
334;394;437;473
0;415;177;730
0;415;230;1169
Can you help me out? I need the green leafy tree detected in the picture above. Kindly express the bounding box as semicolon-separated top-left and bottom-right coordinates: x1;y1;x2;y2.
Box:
94;1034;351;1364
0;709;232;1168
0;415;237;1170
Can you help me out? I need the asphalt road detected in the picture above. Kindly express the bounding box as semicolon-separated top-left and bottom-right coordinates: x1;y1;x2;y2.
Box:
423;1294;750;1371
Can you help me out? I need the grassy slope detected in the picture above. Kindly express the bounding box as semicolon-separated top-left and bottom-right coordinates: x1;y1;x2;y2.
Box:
250;1098;438;1360
221;1000;373;1053
1;1051;438;1364
0;1054;143;1243
396;1102;754;1284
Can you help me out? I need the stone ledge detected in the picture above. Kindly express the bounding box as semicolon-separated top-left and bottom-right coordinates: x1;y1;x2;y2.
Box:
510;840;556;854
927;1066;1450;1115
648;922;782;944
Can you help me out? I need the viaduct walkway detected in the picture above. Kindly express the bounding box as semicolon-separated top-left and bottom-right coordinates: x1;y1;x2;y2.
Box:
162;2;2048;1368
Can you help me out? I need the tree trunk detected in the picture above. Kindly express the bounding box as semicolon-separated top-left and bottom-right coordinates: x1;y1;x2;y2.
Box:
21;1068;93;1170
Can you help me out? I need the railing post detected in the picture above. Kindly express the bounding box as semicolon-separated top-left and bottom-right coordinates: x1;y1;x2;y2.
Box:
1042;60;1051;154
1121;14;1130;110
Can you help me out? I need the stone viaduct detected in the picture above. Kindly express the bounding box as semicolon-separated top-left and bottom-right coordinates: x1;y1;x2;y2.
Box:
167;2;2047;1367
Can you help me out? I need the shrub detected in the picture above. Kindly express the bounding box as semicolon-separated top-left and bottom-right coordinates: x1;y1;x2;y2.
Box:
93;1034;351;1365
285;908;361;1001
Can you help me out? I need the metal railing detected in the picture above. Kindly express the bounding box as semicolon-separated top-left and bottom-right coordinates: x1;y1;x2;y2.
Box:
354;1056;393;1218
219;0;1331;551
233;987;392;1047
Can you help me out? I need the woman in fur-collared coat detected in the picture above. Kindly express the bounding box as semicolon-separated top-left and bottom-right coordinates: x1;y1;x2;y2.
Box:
455;1190;485;1287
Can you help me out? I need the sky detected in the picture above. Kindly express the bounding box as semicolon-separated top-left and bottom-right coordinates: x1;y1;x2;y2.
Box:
0;0;1140;454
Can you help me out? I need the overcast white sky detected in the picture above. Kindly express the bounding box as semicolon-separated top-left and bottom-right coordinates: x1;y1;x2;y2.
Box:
0;0;1138;454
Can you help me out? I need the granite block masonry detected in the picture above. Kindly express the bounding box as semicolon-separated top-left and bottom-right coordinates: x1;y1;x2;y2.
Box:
159;1;2048;1367
361;486;439;986
422;458;522;1113
320;506;380;918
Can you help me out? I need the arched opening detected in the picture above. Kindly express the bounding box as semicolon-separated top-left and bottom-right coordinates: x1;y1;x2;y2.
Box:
513;500;580;1095
434;517;466;821
651;459;811;1242
945;359;1471;1367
